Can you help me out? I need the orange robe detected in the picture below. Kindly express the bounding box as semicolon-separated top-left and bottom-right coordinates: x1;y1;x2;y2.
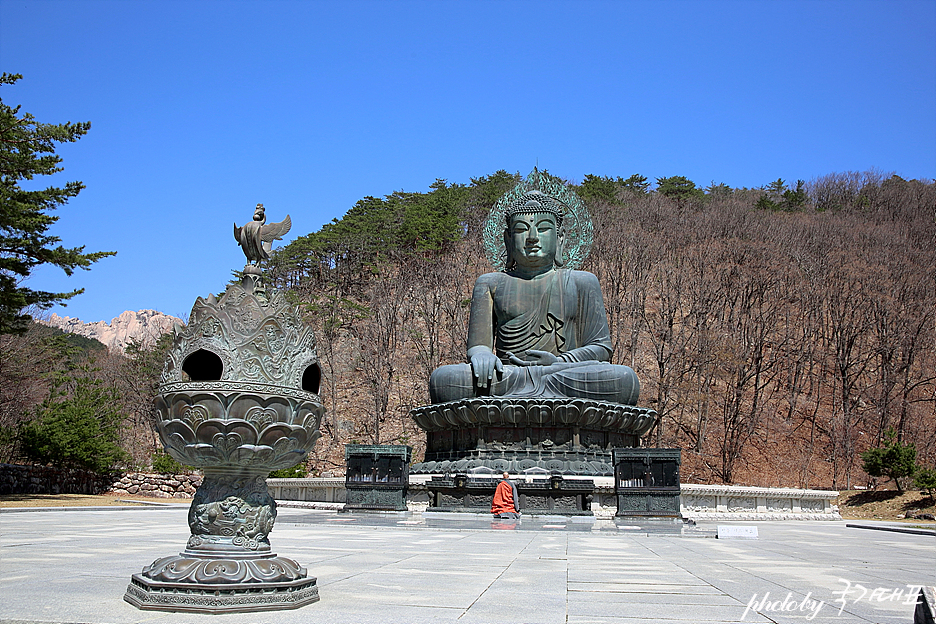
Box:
491;479;518;515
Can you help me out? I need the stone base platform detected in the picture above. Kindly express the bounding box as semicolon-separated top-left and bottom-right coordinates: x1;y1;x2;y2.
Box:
426;473;594;516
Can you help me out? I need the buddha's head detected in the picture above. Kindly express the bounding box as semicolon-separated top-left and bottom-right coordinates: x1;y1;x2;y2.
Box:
504;191;565;271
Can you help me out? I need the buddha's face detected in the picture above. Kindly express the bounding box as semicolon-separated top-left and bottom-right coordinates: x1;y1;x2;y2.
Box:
507;211;558;271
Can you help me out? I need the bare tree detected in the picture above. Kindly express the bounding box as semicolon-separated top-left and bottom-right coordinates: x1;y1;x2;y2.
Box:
356;260;414;444
0;324;62;462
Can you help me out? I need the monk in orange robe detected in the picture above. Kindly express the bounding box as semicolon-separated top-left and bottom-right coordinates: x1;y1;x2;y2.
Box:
491;472;520;518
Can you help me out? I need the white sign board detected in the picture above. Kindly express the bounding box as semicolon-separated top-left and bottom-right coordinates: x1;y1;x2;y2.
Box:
717;525;759;539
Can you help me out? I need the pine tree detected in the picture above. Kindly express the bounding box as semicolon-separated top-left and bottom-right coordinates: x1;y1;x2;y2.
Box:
0;73;115;334
861;429;918;492
18;362;129;473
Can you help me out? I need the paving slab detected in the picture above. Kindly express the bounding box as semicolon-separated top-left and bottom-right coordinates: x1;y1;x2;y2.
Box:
1;507;932;623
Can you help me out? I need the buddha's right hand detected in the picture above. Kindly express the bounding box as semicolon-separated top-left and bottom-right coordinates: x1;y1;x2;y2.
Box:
470;350;503;389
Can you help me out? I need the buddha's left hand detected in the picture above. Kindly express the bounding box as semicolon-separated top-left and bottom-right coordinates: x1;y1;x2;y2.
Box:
507;350;559;366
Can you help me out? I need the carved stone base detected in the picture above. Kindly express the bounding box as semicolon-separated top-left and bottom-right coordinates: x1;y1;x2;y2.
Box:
125;556;318;613
410;398;658;476
616;492;682;517
345;485;408;511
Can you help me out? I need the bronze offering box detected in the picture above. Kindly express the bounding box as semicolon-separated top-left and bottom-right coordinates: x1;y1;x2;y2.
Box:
343;444;412;511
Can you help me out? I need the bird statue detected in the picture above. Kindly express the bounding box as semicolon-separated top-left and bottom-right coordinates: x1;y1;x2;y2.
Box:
234;203;291;269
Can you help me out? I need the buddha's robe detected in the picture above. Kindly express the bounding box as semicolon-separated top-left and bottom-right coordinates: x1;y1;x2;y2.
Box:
429;269;640;404
491;479;519;516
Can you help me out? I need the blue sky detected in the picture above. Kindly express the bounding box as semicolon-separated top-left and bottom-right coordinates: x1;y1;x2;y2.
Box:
2;0;934;325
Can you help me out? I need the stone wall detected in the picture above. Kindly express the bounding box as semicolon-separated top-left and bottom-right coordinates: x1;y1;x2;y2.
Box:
678;484;841;520
107;472;202;499
0;463;115;495
0;465;205;498
267;477;346;503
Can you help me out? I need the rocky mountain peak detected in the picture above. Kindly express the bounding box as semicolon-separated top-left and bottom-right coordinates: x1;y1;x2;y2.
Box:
40;310;183;352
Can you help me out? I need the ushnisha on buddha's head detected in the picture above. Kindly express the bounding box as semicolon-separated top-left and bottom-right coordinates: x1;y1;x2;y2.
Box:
503;190;567;272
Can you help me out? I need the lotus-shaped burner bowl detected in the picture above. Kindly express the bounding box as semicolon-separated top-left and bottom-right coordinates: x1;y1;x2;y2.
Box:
155;385;322;471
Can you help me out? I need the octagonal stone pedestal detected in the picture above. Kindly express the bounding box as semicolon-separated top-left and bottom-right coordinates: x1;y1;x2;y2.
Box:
126;575;317;614
410;397;658;476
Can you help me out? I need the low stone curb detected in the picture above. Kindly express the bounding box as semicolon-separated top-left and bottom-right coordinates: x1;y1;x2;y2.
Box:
0;502;186;513
846;523;936;537
275;500;345;511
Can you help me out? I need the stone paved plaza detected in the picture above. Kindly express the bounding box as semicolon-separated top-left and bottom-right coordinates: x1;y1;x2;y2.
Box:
1;505;932;624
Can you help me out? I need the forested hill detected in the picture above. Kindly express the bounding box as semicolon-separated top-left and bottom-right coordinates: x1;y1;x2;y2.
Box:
270;171;519;290
268;169;935;489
